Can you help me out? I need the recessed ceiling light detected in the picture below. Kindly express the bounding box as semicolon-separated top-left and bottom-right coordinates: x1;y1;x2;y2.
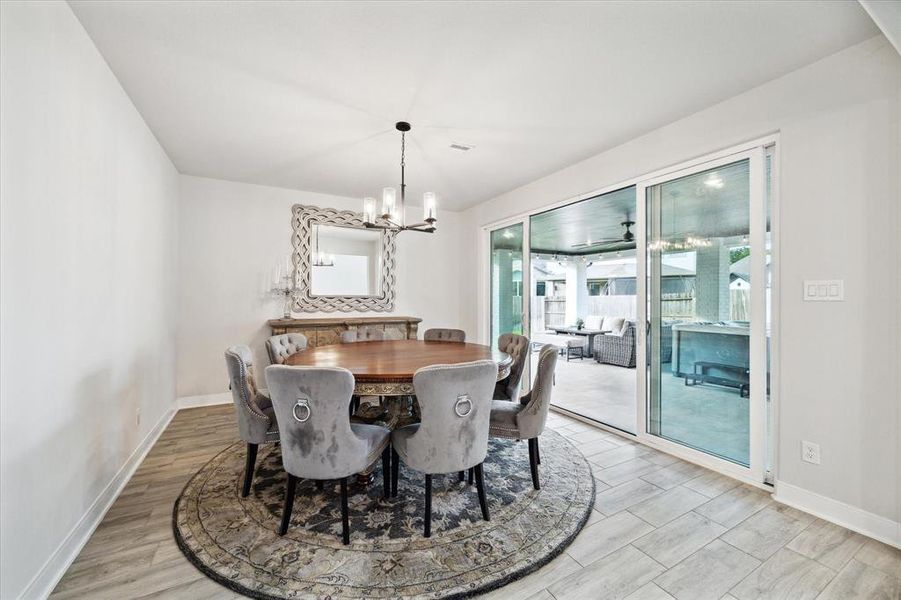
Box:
450;142;474;152
704;174;724;189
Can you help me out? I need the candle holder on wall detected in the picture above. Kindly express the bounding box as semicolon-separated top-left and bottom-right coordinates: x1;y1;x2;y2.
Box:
270;259;296;318
272;277;295;318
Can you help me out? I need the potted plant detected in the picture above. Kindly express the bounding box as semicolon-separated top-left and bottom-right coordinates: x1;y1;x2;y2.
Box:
575;318;585;330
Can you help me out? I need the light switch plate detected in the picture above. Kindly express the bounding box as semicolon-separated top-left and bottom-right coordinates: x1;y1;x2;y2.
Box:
803;280;843;301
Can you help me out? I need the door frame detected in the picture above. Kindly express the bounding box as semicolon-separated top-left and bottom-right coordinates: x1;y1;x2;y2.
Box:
635;143;772;485
477;134;780;487
480;216;531;350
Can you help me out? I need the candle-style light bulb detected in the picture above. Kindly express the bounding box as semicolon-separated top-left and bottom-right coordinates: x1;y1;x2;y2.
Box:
382;187;396;219
422;192;437;222
363;196;377;224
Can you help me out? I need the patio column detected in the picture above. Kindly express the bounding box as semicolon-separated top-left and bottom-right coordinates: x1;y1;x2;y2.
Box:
695;243;730;321
564;258;588;326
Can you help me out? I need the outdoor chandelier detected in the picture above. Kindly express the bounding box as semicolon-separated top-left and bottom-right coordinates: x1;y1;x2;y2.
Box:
648;236;713;252
362;121;437;234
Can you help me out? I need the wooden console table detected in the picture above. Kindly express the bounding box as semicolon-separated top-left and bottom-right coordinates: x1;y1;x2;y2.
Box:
267;316;421;347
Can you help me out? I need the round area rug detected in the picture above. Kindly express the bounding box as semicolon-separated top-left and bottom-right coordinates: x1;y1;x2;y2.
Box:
173;429;594;599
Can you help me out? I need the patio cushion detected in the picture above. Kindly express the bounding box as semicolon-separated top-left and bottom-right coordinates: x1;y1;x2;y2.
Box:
594;321;636;367
585;315;603;330
532;333;585;349
602;316;625;333
564;335;588;348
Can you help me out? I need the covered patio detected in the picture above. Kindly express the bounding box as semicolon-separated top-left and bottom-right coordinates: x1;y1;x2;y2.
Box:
537;355;751;465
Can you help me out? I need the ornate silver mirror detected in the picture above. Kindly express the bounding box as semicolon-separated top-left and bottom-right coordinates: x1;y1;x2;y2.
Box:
291;204;396;312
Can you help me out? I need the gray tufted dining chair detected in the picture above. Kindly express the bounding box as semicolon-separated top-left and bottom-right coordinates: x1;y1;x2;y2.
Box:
423;328;466;342
265;365;391;544
339;328;386;413
265;333;308;365
494;333;530;402
340;328;385;343
225;345;279;497
489;344;558;490
391;360;497;537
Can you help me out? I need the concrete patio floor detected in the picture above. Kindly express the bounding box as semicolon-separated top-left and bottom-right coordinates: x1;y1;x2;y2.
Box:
535;353;751;465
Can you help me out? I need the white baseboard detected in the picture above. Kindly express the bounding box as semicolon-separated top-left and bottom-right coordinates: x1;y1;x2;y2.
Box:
177;391;230;409
774;480;901;549
20;405;177;600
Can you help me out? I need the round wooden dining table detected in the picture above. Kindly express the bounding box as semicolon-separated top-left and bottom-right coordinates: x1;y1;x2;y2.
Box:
284;339;512;396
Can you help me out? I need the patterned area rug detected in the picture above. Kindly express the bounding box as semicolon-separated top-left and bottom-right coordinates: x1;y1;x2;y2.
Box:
173;429;594;599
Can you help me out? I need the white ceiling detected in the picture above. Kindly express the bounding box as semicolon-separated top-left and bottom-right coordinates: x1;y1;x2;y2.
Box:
69;1;877;211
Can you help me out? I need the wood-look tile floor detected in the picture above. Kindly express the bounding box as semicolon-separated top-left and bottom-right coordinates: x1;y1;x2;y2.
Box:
51;405;901;600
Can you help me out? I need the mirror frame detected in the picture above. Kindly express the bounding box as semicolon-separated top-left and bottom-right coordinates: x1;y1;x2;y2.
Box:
290;204;397;312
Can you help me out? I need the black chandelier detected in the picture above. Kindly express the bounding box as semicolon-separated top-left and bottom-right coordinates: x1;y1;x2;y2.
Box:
362;121;437;234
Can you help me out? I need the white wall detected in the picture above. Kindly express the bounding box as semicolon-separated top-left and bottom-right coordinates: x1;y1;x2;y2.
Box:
0;2;179;598
177;175;464;398
461;36;901;537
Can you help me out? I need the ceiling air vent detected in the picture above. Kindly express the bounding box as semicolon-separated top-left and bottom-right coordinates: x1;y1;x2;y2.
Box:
450;142;473;152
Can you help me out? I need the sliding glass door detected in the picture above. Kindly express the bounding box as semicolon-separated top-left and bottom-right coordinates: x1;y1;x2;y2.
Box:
528;186;638;432
489;222;529;388
483;138;775;483
639;147;769;479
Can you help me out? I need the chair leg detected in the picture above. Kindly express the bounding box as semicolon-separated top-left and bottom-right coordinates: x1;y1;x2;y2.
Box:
424;474;432;538
315;480;324;491
536;437;541;465
458;470;465;483
381;445;391;499
474;463;490;521
528;438;540;490
242;443;258;497
279;473;298;535
468;467;474;485
391;447;400;498
340;477;350;545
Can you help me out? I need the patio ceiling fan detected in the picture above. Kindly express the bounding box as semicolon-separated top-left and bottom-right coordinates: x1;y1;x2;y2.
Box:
571;220;635;250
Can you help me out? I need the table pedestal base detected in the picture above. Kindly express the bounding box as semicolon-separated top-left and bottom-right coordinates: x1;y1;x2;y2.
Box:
351;395;420;485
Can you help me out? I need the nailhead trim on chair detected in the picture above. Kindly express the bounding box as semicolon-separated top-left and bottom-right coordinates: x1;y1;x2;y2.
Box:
489;345;557;440
228;352;271;424
488;426;522;439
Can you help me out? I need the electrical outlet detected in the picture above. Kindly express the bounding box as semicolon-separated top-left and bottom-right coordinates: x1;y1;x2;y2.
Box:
801;441;820;464
136;408;142;427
